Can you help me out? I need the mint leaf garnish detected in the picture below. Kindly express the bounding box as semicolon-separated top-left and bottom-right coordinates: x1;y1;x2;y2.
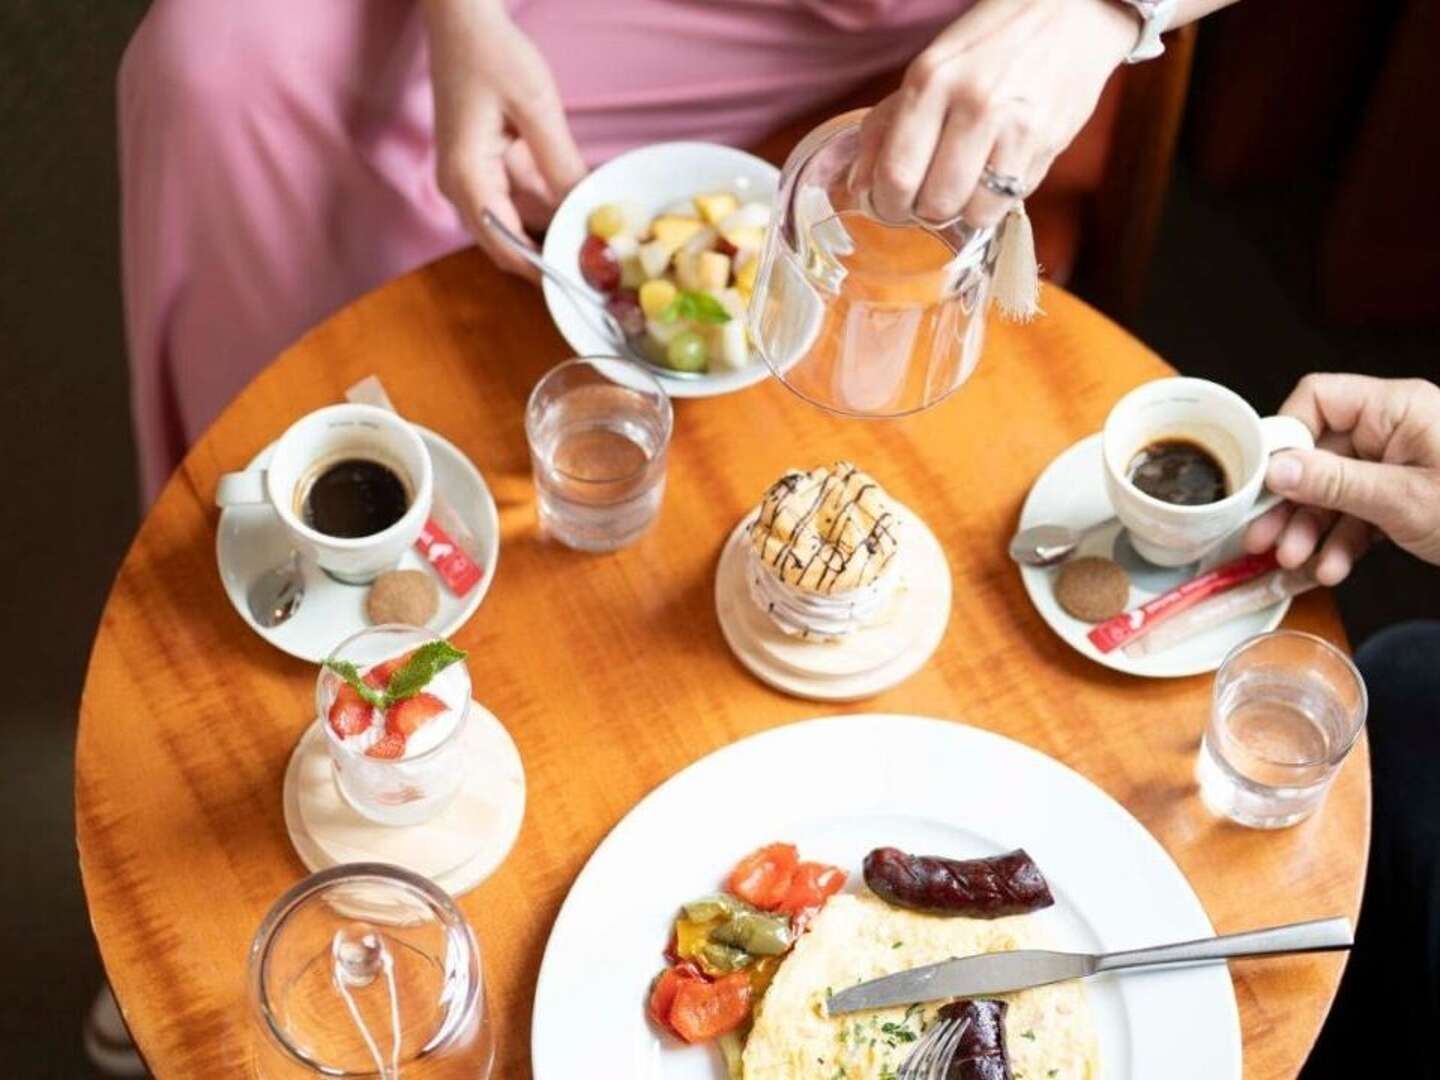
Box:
659;289;731;325
382;640;467;703
323;659;387;708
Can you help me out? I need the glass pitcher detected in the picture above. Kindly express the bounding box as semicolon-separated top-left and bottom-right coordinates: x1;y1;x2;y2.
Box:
748;108;999;418
248;864;494;1078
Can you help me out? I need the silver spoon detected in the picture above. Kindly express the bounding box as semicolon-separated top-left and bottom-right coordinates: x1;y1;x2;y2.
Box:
247;553;304;628
479;209;706;380
1008;516;1118;567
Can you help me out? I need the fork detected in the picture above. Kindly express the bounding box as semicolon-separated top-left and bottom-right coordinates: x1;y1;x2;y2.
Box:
898;1016;971;1080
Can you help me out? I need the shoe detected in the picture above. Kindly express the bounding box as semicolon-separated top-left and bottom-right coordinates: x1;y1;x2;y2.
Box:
83;986;148;1077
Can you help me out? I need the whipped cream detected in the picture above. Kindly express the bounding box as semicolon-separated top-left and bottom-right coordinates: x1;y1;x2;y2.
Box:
746;544;900;641
332;659;468;760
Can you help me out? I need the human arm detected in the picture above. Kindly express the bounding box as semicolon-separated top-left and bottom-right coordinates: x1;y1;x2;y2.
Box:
422;0;586;278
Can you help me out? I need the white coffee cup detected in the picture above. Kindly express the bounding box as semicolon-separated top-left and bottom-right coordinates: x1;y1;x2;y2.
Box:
215;404;434;584
1103;377;1314;567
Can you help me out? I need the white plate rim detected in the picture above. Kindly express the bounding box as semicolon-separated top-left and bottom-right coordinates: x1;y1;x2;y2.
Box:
1017;432;1289;679
541;141;780;399
215;424;499;662
531;713;1241;1080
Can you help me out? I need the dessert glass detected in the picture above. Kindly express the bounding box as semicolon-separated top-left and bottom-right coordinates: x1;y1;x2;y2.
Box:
318;624;471;827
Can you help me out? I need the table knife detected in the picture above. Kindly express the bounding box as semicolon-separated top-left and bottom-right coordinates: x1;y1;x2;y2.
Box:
826;916;1352;1016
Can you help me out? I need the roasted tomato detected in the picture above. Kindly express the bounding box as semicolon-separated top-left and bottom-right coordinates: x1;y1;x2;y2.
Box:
668;971;753;1043
777;861;847;928
648;963;705;1031
725;843;799;910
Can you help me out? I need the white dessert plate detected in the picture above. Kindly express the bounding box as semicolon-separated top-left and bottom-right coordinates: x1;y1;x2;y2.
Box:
1018;433;1289;679
531;715;1240;1080
216;425;499;663
541;141;779;399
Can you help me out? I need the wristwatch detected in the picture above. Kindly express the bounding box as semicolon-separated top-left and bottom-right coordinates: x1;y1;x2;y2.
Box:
1114;0;1178;63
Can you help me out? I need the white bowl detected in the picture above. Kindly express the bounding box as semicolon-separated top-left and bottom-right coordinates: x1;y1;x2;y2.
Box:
541;142;781;399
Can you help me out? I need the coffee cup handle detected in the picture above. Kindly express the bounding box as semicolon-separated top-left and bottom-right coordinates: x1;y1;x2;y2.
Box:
1244;415;1316;523
215;470;269;508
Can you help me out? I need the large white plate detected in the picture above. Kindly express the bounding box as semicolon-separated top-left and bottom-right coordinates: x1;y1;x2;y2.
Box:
532;715;1241;1079
1018;433;1288;678
216;425;499;663
541;141;779;399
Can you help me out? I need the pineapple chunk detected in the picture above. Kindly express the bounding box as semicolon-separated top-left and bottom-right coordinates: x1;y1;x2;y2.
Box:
695;192;740;226
638;279;677;319
650;215;705;252
637;240;674;279
722;225;767;254
733;257;759;294
673;249;703;291
695;251;731;292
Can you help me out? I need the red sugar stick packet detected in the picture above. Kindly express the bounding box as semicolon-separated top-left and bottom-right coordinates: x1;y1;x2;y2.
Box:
1087;550;1280;654
415;517;483;597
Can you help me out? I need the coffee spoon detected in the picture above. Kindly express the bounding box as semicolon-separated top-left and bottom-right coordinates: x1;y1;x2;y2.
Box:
1008;516;1118;567
248;553;305;628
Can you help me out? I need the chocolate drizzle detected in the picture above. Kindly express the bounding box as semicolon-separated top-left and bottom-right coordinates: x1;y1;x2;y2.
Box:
748;462;900;597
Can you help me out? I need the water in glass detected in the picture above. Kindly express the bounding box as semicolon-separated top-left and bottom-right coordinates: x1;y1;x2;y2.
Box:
526;359;671;552
1197;631;1366;829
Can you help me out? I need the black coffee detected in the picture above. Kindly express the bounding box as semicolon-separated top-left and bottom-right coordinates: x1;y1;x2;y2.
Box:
300;458;409;537
1127;438;1228;506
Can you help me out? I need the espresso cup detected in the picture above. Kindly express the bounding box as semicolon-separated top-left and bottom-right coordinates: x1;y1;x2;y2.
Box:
215;404;434;584
1102;377;1314;567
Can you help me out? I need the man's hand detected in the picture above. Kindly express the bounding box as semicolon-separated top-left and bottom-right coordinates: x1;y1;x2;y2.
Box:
1243;375;1440;584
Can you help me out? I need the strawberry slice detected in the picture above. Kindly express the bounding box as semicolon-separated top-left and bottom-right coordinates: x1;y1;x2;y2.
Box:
365;732;407;759
385;692;447;737
327;685;374;738
363;649;416;692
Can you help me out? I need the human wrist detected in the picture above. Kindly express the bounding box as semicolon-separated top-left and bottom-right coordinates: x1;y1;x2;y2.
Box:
1080;0;1149;67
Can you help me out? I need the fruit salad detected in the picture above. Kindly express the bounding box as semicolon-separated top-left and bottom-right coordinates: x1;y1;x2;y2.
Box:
579;191;771;374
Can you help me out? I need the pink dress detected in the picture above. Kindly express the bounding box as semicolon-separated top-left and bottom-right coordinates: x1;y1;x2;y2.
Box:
120;0;960;503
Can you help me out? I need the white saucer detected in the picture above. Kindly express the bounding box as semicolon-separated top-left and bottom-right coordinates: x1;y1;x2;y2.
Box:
715;502;951;701
217;425;500;663
1018;433;1289;678
282;701;526;898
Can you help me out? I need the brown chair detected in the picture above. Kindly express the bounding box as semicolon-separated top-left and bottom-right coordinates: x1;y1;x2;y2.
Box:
750;25;1198;323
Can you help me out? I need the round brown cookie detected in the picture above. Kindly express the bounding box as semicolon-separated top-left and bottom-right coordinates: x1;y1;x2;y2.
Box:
366;569;440;626
1053;556;1130;623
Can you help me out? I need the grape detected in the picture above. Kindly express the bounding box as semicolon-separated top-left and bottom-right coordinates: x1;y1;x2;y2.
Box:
665;330;709;373
579;234;620;293
605;289;646;338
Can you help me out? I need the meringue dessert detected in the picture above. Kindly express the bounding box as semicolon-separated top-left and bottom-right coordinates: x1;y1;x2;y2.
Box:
747;462;902;640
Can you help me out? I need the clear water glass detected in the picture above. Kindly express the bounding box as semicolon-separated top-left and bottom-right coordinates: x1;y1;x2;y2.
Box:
318;624;471;827
1196;630;1367;829
525;356;672;552
248;863;493;1078
748;109;996;418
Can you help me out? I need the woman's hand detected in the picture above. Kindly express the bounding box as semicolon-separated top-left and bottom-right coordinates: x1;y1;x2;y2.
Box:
852;0;1139;227
424;0;585;278
1243;375;1440;585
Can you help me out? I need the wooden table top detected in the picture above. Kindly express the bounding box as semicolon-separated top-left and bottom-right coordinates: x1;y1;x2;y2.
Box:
76;248;1368;1078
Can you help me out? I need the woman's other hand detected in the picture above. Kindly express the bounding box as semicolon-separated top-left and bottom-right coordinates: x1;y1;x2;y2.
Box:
424;0;585;278
853;0;1138;228
1243;375;1440;585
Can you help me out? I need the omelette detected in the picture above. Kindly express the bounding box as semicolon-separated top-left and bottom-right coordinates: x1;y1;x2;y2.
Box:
742;893;1099;1079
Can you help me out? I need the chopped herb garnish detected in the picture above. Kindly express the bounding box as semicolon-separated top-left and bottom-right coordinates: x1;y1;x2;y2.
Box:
1021;1029;1037;1041
324;640;467;710
892;941;904;949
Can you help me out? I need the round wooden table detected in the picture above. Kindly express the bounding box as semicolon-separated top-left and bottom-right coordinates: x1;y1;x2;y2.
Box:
76;249;1368;1078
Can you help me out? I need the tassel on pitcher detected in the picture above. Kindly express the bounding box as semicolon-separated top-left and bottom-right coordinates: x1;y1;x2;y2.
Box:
992;203;1043;322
